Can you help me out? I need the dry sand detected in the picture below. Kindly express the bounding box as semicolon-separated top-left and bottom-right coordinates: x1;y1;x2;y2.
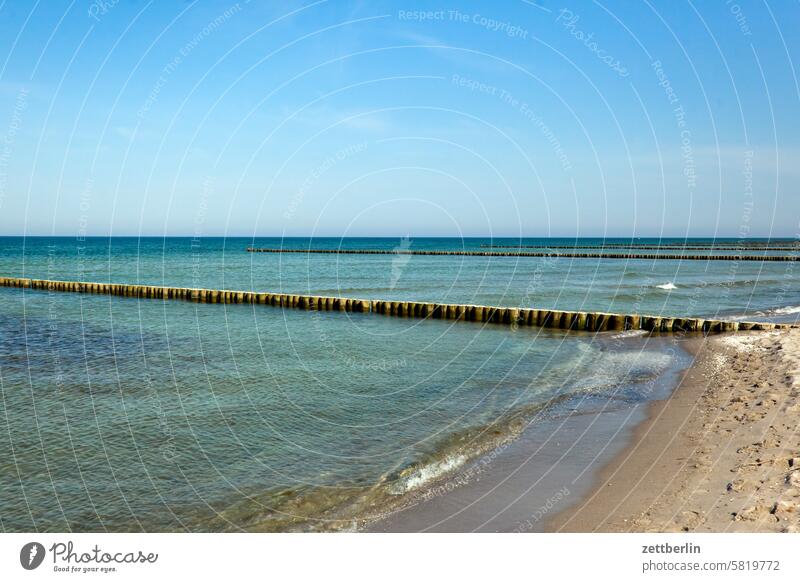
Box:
549;329;800;532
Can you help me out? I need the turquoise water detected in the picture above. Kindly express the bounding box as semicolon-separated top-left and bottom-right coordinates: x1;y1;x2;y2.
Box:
0;237;797;532
2;237;799;320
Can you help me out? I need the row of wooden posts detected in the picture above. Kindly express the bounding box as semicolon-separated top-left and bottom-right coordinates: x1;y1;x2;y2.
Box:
480;244;800;252
245;248;799;262
1;276;793;333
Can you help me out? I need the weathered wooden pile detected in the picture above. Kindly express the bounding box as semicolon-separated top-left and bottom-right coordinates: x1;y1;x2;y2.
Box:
245;248;799;262
1;276;793;333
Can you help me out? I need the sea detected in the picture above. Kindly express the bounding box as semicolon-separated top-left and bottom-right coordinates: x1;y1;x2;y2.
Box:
0;237;798;531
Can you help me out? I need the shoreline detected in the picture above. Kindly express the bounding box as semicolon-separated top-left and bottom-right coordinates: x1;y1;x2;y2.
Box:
548;330;800;532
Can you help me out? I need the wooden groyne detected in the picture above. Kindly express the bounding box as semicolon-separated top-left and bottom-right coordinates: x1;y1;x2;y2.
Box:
246;248;799;262
1;276;793;334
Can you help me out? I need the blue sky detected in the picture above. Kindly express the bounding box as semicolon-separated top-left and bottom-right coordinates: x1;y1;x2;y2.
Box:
0;0;798;237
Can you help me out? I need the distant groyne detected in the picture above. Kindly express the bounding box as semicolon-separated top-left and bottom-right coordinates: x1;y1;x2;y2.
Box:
479;244;800;252
1;276;792;334
245;248;800;262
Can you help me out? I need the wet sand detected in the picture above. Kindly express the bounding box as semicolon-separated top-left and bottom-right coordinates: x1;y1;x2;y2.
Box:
549;330;800;532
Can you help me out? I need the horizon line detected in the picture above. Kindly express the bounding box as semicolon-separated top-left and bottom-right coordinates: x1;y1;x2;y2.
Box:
0;234;797;240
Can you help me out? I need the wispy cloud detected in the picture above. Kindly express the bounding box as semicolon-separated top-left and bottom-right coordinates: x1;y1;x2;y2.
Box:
391;30;522;75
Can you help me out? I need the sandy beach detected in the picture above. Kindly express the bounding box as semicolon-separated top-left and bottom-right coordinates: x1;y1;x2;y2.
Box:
549;329;800;533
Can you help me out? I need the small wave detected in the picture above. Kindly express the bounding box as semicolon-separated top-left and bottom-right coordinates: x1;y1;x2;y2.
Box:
773;305;800;315
572;349;674;391
655;282;677;290
610;329;648;339
728;305;800;320
728;313;763;321
706;278;776;289
389;454;468;494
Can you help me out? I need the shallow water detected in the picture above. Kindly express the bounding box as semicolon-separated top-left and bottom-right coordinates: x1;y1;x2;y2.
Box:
0;237;796;531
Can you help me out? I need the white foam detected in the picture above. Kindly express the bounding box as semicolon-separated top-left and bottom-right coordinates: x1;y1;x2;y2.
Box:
718;334;778;353
729;312;764;321
656;282;677;290
391;454;467;494
729;305;800;321
610;329;648;339
574;350;673;392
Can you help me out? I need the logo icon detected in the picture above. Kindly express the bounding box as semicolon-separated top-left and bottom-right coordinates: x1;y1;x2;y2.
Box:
20;542;46;570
